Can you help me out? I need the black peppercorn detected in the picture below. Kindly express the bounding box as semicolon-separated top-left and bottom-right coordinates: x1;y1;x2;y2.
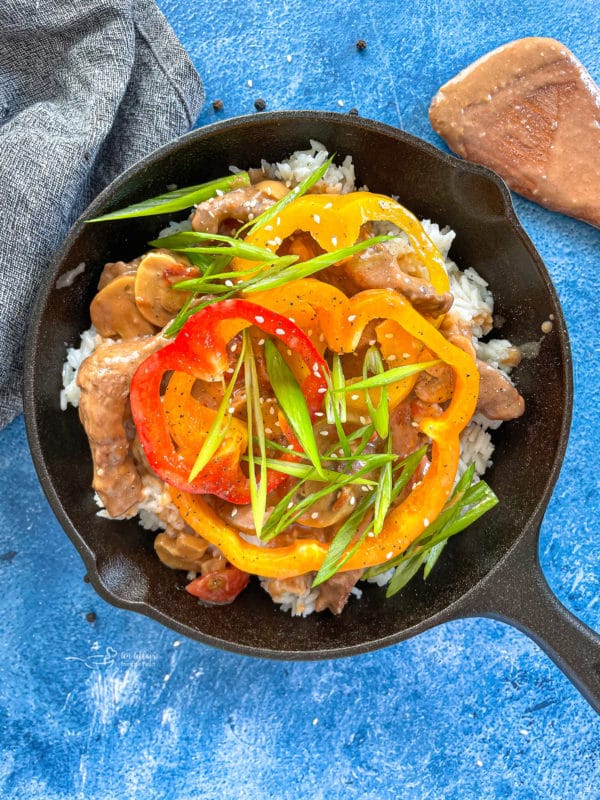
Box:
356;39;367;51
254;97;267;111
348;107;359;116
212;99;224;111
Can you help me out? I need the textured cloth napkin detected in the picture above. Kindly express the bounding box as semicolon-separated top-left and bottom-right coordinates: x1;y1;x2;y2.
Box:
0;0;204;428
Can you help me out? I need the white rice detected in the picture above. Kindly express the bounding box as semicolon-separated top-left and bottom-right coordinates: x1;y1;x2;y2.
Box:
60;145;523;614
256;139;356;193
60;326;105;410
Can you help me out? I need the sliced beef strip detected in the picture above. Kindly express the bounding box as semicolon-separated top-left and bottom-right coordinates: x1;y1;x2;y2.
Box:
190;185;277;233
341;240;453;315
77;334;165;517
314;569;364;614
476;358;525;420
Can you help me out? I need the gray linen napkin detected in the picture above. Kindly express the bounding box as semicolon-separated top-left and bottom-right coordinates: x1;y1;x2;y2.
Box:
0;0;204;428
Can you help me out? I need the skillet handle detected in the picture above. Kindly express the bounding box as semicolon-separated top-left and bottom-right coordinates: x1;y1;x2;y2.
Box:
462;529;600;715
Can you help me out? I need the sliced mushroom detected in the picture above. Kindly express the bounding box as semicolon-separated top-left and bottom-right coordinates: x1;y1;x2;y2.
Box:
134;249;198;327
90;274;157;339
154;530;210;572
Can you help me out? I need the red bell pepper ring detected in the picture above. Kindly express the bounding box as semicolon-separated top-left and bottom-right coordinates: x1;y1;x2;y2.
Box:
130;299;329;503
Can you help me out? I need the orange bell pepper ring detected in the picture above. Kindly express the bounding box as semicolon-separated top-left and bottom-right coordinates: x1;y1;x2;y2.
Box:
170;284;479;578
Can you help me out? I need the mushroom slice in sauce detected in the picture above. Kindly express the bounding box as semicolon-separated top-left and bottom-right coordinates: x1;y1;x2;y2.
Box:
90;275;157;339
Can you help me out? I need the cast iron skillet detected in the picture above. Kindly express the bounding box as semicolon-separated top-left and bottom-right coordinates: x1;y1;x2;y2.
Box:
23;111;600;713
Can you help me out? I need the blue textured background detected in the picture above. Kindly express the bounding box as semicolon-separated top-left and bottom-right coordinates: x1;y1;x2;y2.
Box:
2;1;600;797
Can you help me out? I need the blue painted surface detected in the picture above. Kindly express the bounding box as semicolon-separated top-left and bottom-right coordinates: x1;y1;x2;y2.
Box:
2;0;600;797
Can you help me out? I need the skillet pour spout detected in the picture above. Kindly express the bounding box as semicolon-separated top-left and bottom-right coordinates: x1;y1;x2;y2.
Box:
23;111;599;713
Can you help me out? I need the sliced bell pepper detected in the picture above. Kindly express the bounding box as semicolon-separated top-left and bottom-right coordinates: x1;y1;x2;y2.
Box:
170;283;479;578
234;191;450;298
130;298;328;504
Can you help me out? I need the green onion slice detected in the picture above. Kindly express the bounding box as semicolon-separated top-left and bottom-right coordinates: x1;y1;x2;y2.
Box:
87;173;250;222
263;339;324;478
187;338;246;482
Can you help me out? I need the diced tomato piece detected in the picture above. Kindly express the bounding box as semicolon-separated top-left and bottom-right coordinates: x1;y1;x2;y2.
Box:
185;568;250;605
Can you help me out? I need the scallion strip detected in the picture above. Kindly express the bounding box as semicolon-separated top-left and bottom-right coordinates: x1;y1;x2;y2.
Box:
337;360;440;392
187;336;246;481
264;339;324;478
243;330;268;537
362;346;389;439
87;173;250;222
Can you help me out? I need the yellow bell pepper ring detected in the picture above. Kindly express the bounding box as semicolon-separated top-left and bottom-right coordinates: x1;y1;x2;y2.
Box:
234;191;450;297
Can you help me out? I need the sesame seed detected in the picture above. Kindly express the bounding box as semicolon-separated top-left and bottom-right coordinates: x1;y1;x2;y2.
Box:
386;551;394;560
324;202;333;209
275;327;286;335
288;502;294;509
313;214;321;224
264;225;273;231
359;415;367;425
423;518;430;527
255;315;265;324
269;406;275;415
318;387;327;394
331;236;338;246
387;354;397;362
367;531;375;538
351;394;359;400
337;100;344;107
289;317;295;323
348;314;357;322
307;329;313;336
286;54;292;62
369;339;376;346
225;279;233;287
314;411;324;417
265;427;273;435
247;79;253;87
258;339;265;346
287;349;292;356
310;512;319;519
228;406;235;414
403;352;410;358
319;430;329;436
385;333;393;339
349;496;356;506
231;508;238;517
319;333;325;342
